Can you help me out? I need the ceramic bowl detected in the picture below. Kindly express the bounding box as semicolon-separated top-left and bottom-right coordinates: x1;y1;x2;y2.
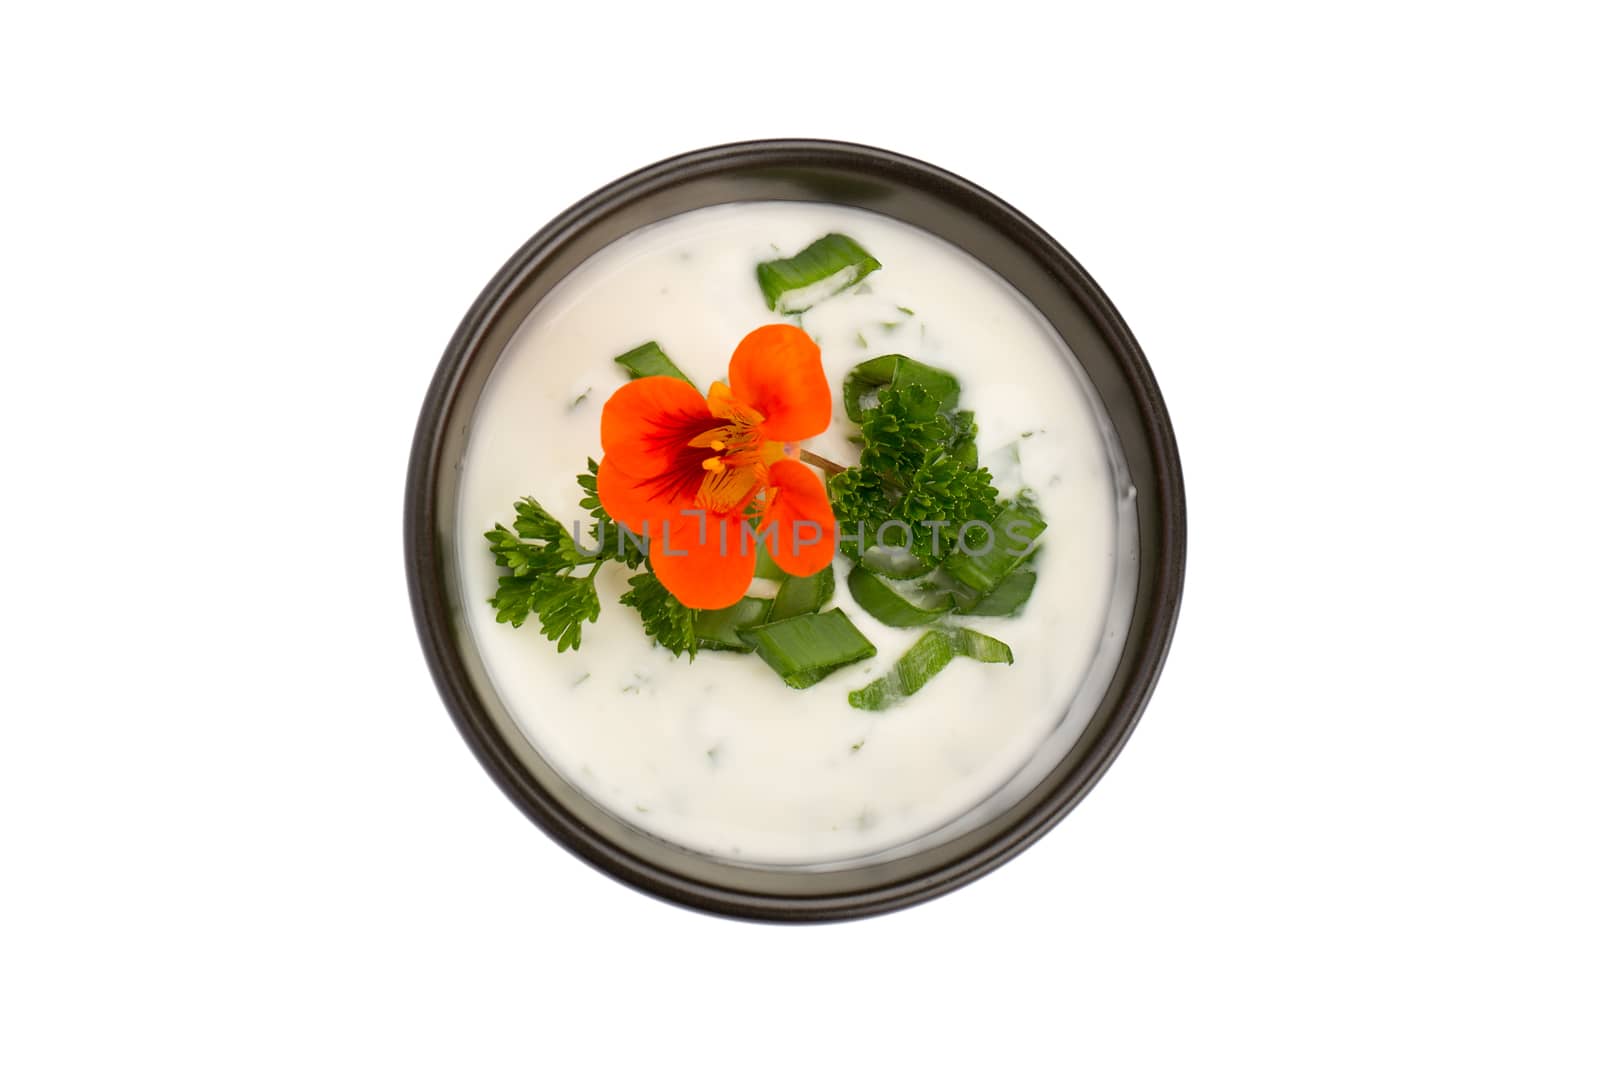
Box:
404;139;1185;921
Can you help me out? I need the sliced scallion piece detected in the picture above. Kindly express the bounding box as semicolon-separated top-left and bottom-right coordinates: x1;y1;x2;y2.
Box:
752;540;786;581
770;564;836;622
841;354;960;422
859;542;935;579
737;608;877;689
693;596;773;652
948;628;1015;664
940;498;1047;594
848;628;1014;711
614;341;693;385
847;565;954;628
953;568;1038;617
851;632;954;709
757;234;882;314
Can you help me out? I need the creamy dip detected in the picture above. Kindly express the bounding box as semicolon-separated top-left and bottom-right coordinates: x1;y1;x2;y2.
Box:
456;202;1136;865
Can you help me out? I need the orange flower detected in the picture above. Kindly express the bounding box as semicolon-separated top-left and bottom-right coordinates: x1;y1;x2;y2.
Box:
597;324;837;609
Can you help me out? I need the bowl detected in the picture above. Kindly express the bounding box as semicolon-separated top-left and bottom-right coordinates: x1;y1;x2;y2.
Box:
404;139;1185;921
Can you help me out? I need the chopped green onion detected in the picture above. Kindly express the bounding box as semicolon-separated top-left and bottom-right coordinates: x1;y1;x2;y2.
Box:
614;341;693;385
757;234;882;314
753;540;786;581
847;565;954;627
859;542;935;579
693;596;773;652
940;499;1047;594
850;632;954;709
841;354;961;422
738;608;877;689
953;568;1038;617
948;628;1015;664
848;628;1014;711
770;564;836;621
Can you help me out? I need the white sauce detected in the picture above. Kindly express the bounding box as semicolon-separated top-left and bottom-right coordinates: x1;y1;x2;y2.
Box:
456;203;1135;865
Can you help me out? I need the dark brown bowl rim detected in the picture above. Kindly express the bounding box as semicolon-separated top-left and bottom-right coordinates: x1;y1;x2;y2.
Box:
404;138;1186;922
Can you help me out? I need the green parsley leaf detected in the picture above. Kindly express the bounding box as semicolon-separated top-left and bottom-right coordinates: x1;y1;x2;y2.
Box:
619;572;698;659
830;363;1000;568
489;573;539;627
576;457;647;568
484;495;601;650
528;574;601;652
485;496;584;575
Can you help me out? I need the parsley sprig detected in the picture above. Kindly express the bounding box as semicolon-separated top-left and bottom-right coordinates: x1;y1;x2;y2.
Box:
484;497;601;652
575;458;646;568
619;573;697;658
827;352;1040;709
485;464;692;656
830;378;999;566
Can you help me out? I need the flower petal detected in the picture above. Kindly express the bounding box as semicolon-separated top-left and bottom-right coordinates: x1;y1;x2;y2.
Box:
595;456;661;534
759;460;836;577
650;508;757;610
728;324;831;441
600;376;719;480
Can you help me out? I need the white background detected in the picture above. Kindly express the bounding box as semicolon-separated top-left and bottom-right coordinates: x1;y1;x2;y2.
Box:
4;2;1596;1063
